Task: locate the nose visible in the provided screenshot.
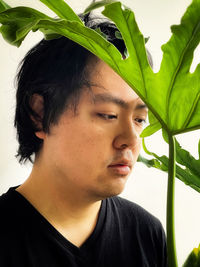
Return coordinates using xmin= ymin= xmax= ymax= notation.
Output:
xmin=113 ymin=121 xmax=140 ymax=150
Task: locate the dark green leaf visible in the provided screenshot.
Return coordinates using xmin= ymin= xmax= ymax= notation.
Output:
xmin=175 ymin=139 xmax=200 ymax=177
xmin=140 ymin=138 xmax=200 ymax=193
xmin=0 ymin=7 xmax=53 ymax=46
xmin=0 ymin=0 xmax=11 ymax=13
xmin=183 ymin=244 xmax=200 ymax=267
xmin=144 ymin=36 xmax=150 ymax=43
xmin=138 ymin=155 xmax=168 ymax=171
xmin=115 ymin=30 xmax=122 ymax=40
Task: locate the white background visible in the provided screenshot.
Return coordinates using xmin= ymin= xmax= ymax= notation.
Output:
xmin=1 ymin=0 xmax=200 ymax=265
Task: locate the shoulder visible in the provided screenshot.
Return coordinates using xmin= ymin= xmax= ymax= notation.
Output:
xmin=106 ymin=197 xmax=167 ymax=265
xmin=107 ymin=196 xmax=166 ymax=253
xmin=107 ymin=196 xmax=164 ymax=232
xmin=0 ymin=187 xmax=24 ymax=227
xmin=0 ymin=188 xmax=14 ymax=213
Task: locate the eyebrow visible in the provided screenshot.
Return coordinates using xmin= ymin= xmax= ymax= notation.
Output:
xmin=91 ymin=93 xmax=148 ymax=110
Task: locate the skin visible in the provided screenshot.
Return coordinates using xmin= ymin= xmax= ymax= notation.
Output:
xmin=16 ymin=59 xmax=148 ymax=247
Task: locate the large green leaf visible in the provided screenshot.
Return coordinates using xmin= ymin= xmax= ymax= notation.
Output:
xmin=102 ymin=0 xmax=200 ymax=136
xmin=156 ymin=0 xmax=200 ymax=135
xmin=1 ymin=1 xmax=200 ymax=137
xmin=88 ymin=0 xmax=200 ymax=137
xmin=0 ymin=0 xmax=200 ymax=194
xmin=0 ymin=5 xmax=123 ymax=66
xmin=0 ymin=6 xmax=118 ymax=65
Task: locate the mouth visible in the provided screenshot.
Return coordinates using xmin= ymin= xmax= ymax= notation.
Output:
xmin=108 ymin=164 xmax=131 ymax=176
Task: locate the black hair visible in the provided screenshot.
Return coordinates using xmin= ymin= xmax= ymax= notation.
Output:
xmin=14 ymin=13 xmax=152 ymax=163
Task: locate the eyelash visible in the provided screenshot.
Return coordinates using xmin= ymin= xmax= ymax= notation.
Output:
xmin=97 ymin=113 xmax=117 ymax=120
xmin=135 ymin=118 xmax=146 ymax=125
xmin=97 ymin=113 xmax=146 ymax=125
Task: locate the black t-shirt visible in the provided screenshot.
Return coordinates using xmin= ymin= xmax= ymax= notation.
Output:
xmin=0 ymin=187 xmax=167 ymax=267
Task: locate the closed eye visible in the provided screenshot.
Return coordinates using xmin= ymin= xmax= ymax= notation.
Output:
xmin=97 ymin=113 xmax=117 ymax=120
xmin=97 ymin=113 xmax=146 ymax=126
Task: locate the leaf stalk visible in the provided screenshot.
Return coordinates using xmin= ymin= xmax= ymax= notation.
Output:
xmin=167 ymin=134 xmax=178 ymax=267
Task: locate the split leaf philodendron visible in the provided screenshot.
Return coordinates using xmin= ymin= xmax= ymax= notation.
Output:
xmin=1 ymin=0 xmax=200 ymax=136
xmin=139 ymin=138 xmax=200 ymax=193
xmin=0 ymin=0 xmax=200 ymax=266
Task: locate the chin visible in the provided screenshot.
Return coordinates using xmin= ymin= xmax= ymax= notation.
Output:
xmin=96 ymin=183 xmax=127 ymax=200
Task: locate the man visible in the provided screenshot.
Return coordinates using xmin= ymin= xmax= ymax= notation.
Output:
xmin=0 ymin=15 xmax=167 ymax=266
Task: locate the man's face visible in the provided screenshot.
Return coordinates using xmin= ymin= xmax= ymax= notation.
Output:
xmin=40 ymin=60 xmax=148 ymax=201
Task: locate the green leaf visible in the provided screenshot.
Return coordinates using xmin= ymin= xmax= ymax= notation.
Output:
xmin=154 ymin=0 xmax=200 ymax=135
xmin=140 ymin=110 xmax=162 ymax=137
xmin=0 ymin=0 xmax=11 ymax=13
xmin=94 ymin=27 xmax=107 ymax=39
xmin=183 ymin=244 xmax=200 ymax=267
xmin=1 ymin=0 xmax=200 ymax=139
xmin=198 ymin=139 xmax=200 ymax=159
xmin=138 ymin=154 xmax=168 ymax=171
xmin=175 ymin=139 xmax=200 ymax=177
xmin=84 ymin=0 xmax=116 ymax=14
xmin=39 ymin=0 xmax=82 ymax=23
xmin=0 ymin=7 xmax=53 ymax=46
xmin=39 ymin=28 xmax=61 ymax=40
xmin=144 ymin=36 xmax=150 ymax=43
xmin=0 ymin=5 xmax=125 ymax=72
xmin=102 ymin=2 xmax=153 ymax=97
xmin=140 ymin=121 xmax=161 ymax=137
xmin=139 ymin=142 xmax=200 ymax=193
xmin=115 ymin=30 xmax=122 ymax=40
xmin=34 ymin=19 xmax=123 ymax=71
xmin=102 ymin=0 xmax=200 ymax=136
xmin=162 ymin=128 xmax=169 ymax=143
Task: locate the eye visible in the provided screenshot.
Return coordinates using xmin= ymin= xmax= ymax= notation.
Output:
xmin=134 ymin=118 xmax=146 ymax=126
xmin=97 ymin=113 xmax=117 ymax=120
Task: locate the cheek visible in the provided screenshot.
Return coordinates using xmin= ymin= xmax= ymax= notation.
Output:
xmin=60 ymin=124 xmax=112 ymax=165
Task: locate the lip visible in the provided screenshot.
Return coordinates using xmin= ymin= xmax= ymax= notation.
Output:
xmin=108 ymin=164 xmax=131 ymax=175
xmin=108 ymin=159 xmax=132 ymax=175
xmin=108 ymin=159 xmax=133 ymax=168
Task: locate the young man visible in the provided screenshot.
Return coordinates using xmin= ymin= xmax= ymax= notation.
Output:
xmin=0 ymin=15 xmax=167 ymax=266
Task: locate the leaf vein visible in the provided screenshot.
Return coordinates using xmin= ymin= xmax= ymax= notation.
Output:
xmin=166 ymin=21 xmax=200 ymax=125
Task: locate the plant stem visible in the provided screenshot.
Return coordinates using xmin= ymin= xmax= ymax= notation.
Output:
xmin=167 ymin=134 xmax=178 ymax=267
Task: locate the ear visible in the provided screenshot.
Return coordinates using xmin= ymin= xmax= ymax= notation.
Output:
xmin=30 ymin=94 xmax=46 ymax=140
xmin=35 ymin=131 xmax=46 ymax=140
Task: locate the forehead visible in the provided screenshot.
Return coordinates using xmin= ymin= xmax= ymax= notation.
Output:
xmin=86 ymin=60 xmax=146 ymax=108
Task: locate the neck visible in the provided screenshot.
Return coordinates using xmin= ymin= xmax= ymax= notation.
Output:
xmin=16 ymin=162 xmax=102 ymax=247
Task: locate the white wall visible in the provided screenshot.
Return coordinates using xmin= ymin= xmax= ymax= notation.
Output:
xmin=1 ymin=0 xmax=200 ymax=265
